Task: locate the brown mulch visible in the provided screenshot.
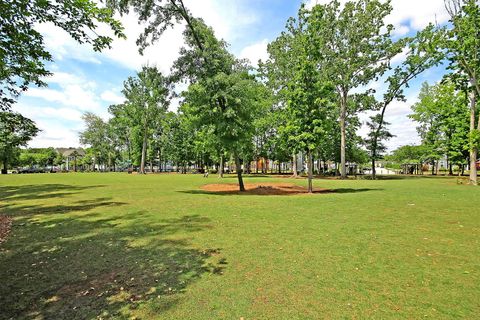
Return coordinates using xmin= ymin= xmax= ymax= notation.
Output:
xmin=0 ymin=215 xmax=13 ymax=244
xmin=200 ymin=183 xmax=331 ymax=196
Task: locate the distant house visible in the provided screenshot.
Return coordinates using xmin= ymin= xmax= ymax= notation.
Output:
xmin=55 ymin=148 xmax=86 ymax=171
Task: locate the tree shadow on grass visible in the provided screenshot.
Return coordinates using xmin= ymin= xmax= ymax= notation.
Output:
xmin=0 ymin=184 xmax=106 ymax=201
xmin=179 ymin=187 xmax=382 ymax=196
xmin=0 ymin=185 xmax=225 ymax=319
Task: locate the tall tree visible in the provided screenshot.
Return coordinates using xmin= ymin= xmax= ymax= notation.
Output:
xmin=368 ymin=25 xmax=445 ymax=179
xmin=444 ymin=0 xmax=480 ymax=184
xmin=410 ymin=81 xmax=470 ymax=175
xmin=364 ymin=114 xmax=394 ymax=178
xmin=121 ymin=66 xmax=170 ymax=174
xmin=1 ymin=0 xmax=124 ymax=110
xmin=79 ymin=112 xmax=109 ymax=171
xmin=268 ymin=7 xmax=336 ymax=192
xmin=0 ymin=111 xmax=39 ymax=174
xmin=308 ymin=0 xmax=398 ymax=179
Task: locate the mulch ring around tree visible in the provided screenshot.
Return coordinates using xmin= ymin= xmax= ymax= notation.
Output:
xmin=200 ymin=183 xmax=332 ymax=196
xmin=0 ymin=216 xmax=13 ymax=244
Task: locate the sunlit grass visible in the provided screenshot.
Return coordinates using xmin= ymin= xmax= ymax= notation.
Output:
xmin=0 ymin=173 xmax=479 ymax=319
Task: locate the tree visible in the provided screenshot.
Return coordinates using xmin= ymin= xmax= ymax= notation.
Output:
xmin=0 ymin=111 xmax=39 ymax=174
xmin=410 ymin=81 xmax=470 ymax=175
xmin=121 ymin=66 xmax=169 ymax=174
xmin=308 ymin=0 xmax=398 ymax=179
xmin=389 ymin=145 xmax=428 ymax=165
xmin=79 ymin=112 xmax=109 ymax=171
xmin=368 ymin=25 xmax=446 ymax=179
xmin=1 ymin=0 xmax=125 ymax=110
xmin=444 ymin=0 xmax=480 ymax=184
xmin=364 ymin=114 xmax=394 ymax=178
xmin=266 ymin=7 xmax=336 ymax=192
xmin=181 ymin=69 xmax=264 ymax=191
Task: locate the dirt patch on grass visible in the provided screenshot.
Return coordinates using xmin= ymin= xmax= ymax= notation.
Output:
xmin=0 ymin=215 xmax=12 ymax=244
xmin=201 ymin=183 xmax=331 ymax=196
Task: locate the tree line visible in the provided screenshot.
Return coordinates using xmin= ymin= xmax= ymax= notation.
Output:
xmin=1 ymin=0 xmax=479 ymax=189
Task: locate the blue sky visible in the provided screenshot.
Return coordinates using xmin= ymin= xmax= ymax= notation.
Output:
xmin=15 ymin=0 xmax=451 ymax=150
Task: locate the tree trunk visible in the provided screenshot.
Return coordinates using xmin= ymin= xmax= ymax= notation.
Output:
xmin=431 ymin=161 xmax=435 ymax=176
xmin=1 ymin=157 xmax=7 ymax=174
xmin=340 ymin=94 xmax=347 ymax=179
xmin=469 ymin=91 xmax=478 ymax=185
xmin=140 ymin=127 xmax=148 ymax=174
xmin=234 ymin=153 xmax=245 ymax=192
xmin=158 ymin=150 xmax=162 ymax=172
xmin=307 ymin=151 xmax=313 ymax=193
xmin=292 ymin=154 xmax=298 ymax=177
xmin=371 ymin=157 xmax=376 ymax=180
xmin=219 ymin=154 xmax=224 ymax=178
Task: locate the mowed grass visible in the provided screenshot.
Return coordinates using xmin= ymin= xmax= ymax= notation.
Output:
xmin=0 ymin=173 xmax=479 ymax=319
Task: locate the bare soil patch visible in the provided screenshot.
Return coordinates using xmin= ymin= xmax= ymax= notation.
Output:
xmin=200 ymin=182 xmax=331 ymax=196
xmin=0 ymin=215 xmax=12 ymax=244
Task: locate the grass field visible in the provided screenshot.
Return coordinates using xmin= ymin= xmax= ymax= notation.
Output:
xmin=0 ymin=173 xmax=479 ymax=319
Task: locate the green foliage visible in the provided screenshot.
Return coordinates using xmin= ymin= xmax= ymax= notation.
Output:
xmin=409 ymin=81 xmax=470 ymax=164
xmin=364 ymin=114 xmax=394 ymax=161
xmin=445 ymin=0 xmax=480 ymax=97
xmin=389 ymin=144 xmax=428 ymax=164
xmin=0 ymin=111 xmax=39 ymax=170
xmin=16 ymin=147 xmax=57 ymax=168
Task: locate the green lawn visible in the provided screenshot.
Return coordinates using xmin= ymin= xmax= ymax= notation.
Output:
xmin=0 ymin=173 xmax=479 ymax=319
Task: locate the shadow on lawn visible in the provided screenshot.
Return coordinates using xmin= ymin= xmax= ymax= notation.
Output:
xmin=0 ymin=184 xmax=225 ymax=319
xmin=0 ymin=184 xmax=106 ymax=201
xmin=179 ymin=187 xmax=382 ymax=196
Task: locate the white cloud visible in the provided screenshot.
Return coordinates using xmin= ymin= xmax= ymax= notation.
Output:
xmin=25 ymin=85 xmax=101 ymax=112
xmin=239 ymin=39 xmax=269 ymax=66
xmin=101 ymin=90 xmax=124 ymax=104
xmin=36 ymin=0 xmax=259 ymax=72
xmin=35 ymin=23 xmax=102 ymax=65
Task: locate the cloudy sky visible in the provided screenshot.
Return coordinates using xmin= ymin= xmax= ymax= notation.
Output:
xmin=15 ymin=0 xmax=450 ymax=150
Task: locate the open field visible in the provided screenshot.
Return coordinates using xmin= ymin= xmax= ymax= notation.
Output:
xmin=1 ymin=173 xmax=479 ymax=319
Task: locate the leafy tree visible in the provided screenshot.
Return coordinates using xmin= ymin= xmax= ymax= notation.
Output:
xmin=369 ymin=25 xmax=446 ymax=179
xmin=308 ymin=0 xmax=398 ymax=179
xmin=444 ymin=0 xmax=480 ymax=184
xmin=121 ymin=66 xmax=169 ymax=174
xmin=0 ymin=111 xmax=39 ymax=173
xmin=1 ymin=0 xmax=125 ymax=110
xmin=410 ymin=81 xmax=470 ymax=175
xmin=79 ymin=112 xmax=109 ymax=171
xmin=364 ymin=114 xmax=394 ymax=178
xmin=389 ymin=145 xmax=428 ymax=164
xmin=181 ymin=69 xmax=264 ymax=190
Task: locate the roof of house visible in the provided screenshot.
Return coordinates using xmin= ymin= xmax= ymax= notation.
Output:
xmin=55 ymin=148 xmax=86 ymax=157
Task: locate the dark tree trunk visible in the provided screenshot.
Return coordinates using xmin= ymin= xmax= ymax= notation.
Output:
xmin=140 ymin=126 xmax=148 ymax=174
xmin=340 ymin=94 xmax=347 ymax=179
xmin=307 ymin=151 xmax=313 ymax=193
xmin=219 ymin=154 xmax=224 ymax=178
xmin=469 ymin=92 xmax=477 ymax=185
xmin=431 ymin=161 xmax=435 ymax=175
xmin=292 ymin=154 xmax=298 ymax=177
xmin=1 ymin=157 xmax=7 ymax=174
xmin=234 ymin=153 xmax=245 ymax=192
xmin=371 ymin=157 xmax=376 ymax=180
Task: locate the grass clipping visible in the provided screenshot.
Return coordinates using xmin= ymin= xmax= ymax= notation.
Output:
xmin=201 ymin=182 xmax=330 ymax=195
